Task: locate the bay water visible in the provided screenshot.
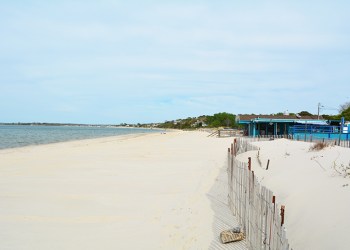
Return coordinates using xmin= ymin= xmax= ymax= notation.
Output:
xmin=0 ymin=125 xmax=160 ymax=150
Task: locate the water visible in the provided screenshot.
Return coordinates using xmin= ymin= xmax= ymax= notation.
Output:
xmin=0 ymin=125 xmax=160 ymax=150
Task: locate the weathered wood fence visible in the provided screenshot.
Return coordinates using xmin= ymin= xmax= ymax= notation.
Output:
xmin=207 ymin=129 xmax=243 ymax=138
xmin=227 ymin=138 xmax=290 ymax=250
xmin=244 ymin=134 xmax=350 ymax=148
xmin=293 ymin=135 xmax=350 ymax=148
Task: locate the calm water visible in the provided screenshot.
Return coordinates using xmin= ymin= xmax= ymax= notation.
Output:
xmin=0 ymin=125 xmax=160 ymax=150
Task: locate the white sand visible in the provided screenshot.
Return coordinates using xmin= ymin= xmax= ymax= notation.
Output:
xmin=236 ymin=139 xmax=350 ymax=250
xmin=0 ymin=131 xmax=246 ymax=250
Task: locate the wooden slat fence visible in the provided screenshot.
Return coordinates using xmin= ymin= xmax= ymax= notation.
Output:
xmin=234 ymin=137 xmax=268 ymax=156
xmin=228 ymin=138 xmax=290 ymax=250
xmin=243 ymin=134 xmax=350 ymax=148
xmin=293 ymin=135 xmax=350 ymax=148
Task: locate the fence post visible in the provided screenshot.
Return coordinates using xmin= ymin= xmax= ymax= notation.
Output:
xmin=269 ymin=195 xmax=276 ymax=246
xmin=281 ymin=205 xmax=285 ymax=226
xmin=234 ymin=138 xmax=237 ymax=156
xmin=248 ymin=157 xmax=251 ymax=171
xmin=266 ymin=159 xmax=270 ymax=170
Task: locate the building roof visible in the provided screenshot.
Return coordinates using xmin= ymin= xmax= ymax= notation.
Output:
xmin=237 ymin=114 xmax=326 ymax=124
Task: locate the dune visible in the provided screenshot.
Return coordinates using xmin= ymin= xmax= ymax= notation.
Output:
xmin=236 ymin=138 xmax=350 ymax=250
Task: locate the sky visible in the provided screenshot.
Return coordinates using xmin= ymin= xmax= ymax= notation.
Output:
xmin=0 ymin=0 xmax=349 ymax=124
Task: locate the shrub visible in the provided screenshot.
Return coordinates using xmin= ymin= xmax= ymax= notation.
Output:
xmin=310 ymin=141 xmax=329 ymax=151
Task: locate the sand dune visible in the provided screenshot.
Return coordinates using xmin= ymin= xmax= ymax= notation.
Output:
xmin=236 ymin=139 xmax=350 ymax=250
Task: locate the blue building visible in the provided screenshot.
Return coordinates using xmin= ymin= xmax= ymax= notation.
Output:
xmin=236 ymin=114 xmax=350 ymax=140
xmin=236 ymin=114 xmax=325 ymax=137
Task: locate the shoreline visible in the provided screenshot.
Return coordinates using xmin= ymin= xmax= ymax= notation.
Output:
xmin=0 ymin=133 xmax=152 ymax=153
xmin=0 ymin=127 xmax=168 ymax=152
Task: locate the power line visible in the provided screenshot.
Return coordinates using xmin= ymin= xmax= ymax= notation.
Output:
xmin=318 ymin=103 xmax=338 ymax=111
xmin=321 ymin=106 xmax=338 ymax=111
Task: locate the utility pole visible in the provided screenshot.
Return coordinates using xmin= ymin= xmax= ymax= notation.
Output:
xmin=317 ymin=103 xmax=324 ymax=120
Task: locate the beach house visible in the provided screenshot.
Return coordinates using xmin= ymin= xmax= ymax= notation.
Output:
xmin=236 ymin=114 xmax=326 ymax=137
xmin=237 ymin=114 xmax=350 ymax=140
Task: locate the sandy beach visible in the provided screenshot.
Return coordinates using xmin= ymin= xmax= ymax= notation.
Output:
xmin=236 ymin=139 xmax=350 ymax=250
xmin=0 ymin=131 xmax=246 ymax=250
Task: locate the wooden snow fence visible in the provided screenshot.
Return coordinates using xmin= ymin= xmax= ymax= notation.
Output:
xmin=227 ymin=138 xmax=290 ymax=250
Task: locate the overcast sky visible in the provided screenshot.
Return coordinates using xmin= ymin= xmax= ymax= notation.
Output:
xmin=1 ymin=1 xmax=349 ymax=124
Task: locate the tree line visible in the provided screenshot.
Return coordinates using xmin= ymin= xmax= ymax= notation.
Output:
xmin=157 ymin=102 xmax=350 ymax=129
xmin=157 ymin=112 xmax=240 ymax=129
xmin=323 ymin=102 xmax=350 ymax=121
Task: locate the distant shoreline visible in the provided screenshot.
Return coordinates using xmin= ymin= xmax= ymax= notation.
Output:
xmin=0 ymin=125 xmax=163 ymax=150
xmin=0 ymin=122 xmax=141 ymax=128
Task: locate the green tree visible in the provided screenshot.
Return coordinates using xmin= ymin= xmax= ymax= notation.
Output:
xmin=298 ymin=111 xmax=313 ymax=116
xmin=206 ymin=112 xmax=236 ymax=128
xmin=340 ymin=105 xmax=350 ymax=121
xmin=339 ymin=102 xmax=350 ymax=113
xmin=321 ymin=102 xmax=350 ymax=121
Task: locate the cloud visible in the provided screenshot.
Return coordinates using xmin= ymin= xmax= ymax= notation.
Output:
xmin=0 ymin=1 xmax=349 ymax=123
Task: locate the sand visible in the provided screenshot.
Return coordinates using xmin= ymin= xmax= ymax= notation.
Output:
xmin=236 ymin=139 xmax=350 ymax=250
xmin=0 ymin=131 xmax=246 ymax=250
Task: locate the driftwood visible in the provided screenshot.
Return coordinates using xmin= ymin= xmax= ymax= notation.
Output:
xmin=220 ymin=228 xmax=245 ymax=244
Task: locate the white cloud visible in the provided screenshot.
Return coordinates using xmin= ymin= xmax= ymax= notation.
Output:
xmin=0 ymin=1 xmax=349 ymax=123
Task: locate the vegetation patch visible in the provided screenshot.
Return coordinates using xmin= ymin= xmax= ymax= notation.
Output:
xmin=309 ymin=141 xmax=329 ymax=151
xmin=157 ymin=112 xmax=241 ymax=129
xmin=333 ymin=162 xmax=350 ymax=178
